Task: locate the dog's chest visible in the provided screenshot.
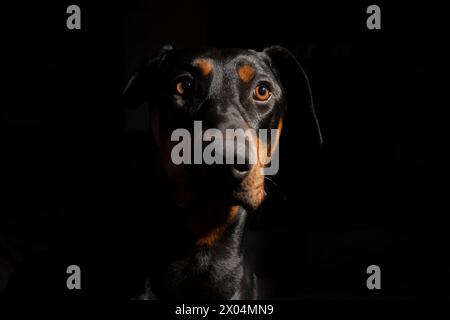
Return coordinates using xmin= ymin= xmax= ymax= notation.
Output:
xmin=159 ymin=246 xmax=244 ymax=299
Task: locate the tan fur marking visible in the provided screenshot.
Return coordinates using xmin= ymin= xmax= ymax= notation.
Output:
xmin=238 ymin=65 xmax=256 ymax=83
xmin=188 ymin=206 xmax=240 ymax=246
xmin=271 ymin=117 xmax=283 ymax=156
xmin=193 ymin=59 xmax=213 ymax=76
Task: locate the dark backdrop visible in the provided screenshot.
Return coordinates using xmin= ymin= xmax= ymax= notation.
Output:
xmin=1 ymin=0 xmax=449 ymax=299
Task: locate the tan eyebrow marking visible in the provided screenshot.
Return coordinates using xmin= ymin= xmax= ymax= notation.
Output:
xmin=193 ymin=59 xmax=213 ymax=76
xmin=238 ymin=65 xmax=256 ymax=83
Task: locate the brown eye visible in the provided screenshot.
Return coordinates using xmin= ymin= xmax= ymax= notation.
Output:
xmin=175 ymin=78 xmax=193 ymax=96
xmin=254 ymin=83 xmax=271 ymax=101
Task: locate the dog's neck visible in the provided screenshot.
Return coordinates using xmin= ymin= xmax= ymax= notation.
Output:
xmin=142 ymin=205 xmax=256 ymax=299
xmin=185 ymin=205 xmax=241 ymax=246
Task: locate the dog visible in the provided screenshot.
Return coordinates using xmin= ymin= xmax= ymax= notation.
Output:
xmin=122 ymin=45 xmax=321 ymax=299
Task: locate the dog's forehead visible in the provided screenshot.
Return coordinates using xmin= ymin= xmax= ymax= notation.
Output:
xmin=166 ymin=48 xmax=271 ymax=75
xmin=199 ymin=49 xmax=268 ymax=71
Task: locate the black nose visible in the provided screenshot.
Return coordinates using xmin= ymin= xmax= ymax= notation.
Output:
xmin=229 ymin=155 xmax=252 ymax=181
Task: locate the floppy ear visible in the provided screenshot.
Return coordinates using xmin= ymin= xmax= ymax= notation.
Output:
xmin=122 ymin=45 xmax=173 ymax=109
xmin=264 ymin=46 xmax=323 ymax=147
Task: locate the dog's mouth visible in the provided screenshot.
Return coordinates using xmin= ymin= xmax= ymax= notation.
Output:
xmin=230 ymin=166 xmax=265 ymax=211
xmin=169 ymin=163 xmax=265 ymax=212
xmin=157 ymin=134 xmax=267 ymax=212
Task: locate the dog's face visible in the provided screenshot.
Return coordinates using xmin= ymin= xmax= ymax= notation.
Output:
xmin=124 ymin=46 xmax=321 ymax=213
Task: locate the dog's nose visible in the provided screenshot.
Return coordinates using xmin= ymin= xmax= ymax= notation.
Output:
xmin=229 ymin=155 xmax=252 ymax=181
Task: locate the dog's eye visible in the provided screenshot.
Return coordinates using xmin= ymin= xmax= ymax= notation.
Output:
xmin=254 ymin=83 xmax=271 ymax=101
xmin=174 ymin=77 xmax=193 ymax=96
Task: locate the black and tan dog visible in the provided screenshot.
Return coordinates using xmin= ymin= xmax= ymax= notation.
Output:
xmin=123 ymin=46 xmax=321 ymax=299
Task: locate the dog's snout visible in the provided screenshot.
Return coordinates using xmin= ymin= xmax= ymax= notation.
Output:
xmin=229 ymin=154 xmax=252 ymax=181
xmin=211 ymin=148 xmax=253 ymax=181
xmin=230 ymin=163 xmax=252 ymax=180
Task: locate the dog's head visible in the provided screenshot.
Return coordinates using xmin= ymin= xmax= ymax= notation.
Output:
xmin=123 ymin=46 xmax=321 ymax=213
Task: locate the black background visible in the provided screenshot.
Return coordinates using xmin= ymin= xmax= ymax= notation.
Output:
xmin=1 ymin=0 xmax=450 ymax=300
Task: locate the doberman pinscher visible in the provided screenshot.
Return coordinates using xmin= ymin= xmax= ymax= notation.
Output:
xmin=122 ymin=46 xmax=321 ymax=299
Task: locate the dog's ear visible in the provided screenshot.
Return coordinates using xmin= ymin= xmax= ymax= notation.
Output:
xmin=122 ymin=45 xmax=173 ymax=109
xmin=264 ymin=46 xmax=322 ymax=147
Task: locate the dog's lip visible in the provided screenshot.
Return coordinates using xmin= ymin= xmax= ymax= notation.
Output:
xmin=175 ymin=189 xmax=245 ymax=209
xmin=173 ymin=176 xmax=257 ymax=209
